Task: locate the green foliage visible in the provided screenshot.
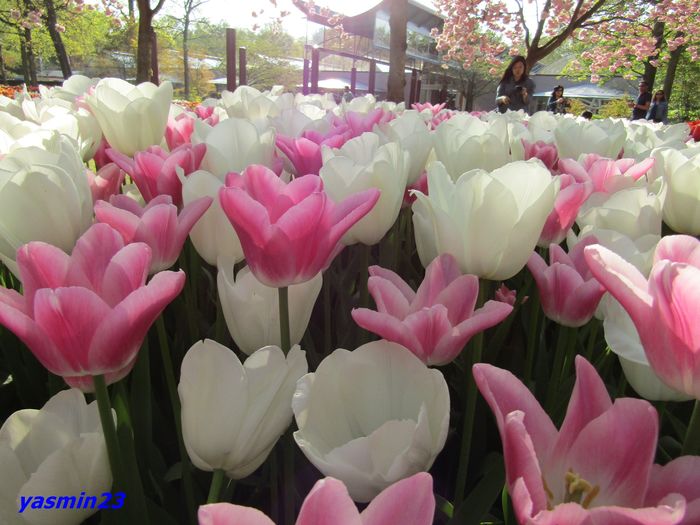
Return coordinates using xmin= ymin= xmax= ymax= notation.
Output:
xmin=598 ymin=98 xmax=633 ymax=118
xmin=567 ymin=98 xmax=587 ymax=116
xmin=669 ymin=53 xmax=700 ymax=122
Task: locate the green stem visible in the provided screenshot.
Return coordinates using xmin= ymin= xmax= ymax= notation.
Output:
xmin=524 ymin=290 xmax=540 ymax=386
xmin=682 ymin=400 xmax=700 ymax=456
xmin=558 ymin=326 xmax=577 ymax=384
xmin=283 ymin=432 xmax=295 ymax=525
xmin=453 ymin=282 xmax=487 ymax=507
xmin=207 ymin=469 xmax=226 ymax=504
xmin=323 ymin=274 xmax=332 ymax=353
xmin=270 ymin=449 xmax=279 ymax=523
xmin=93 ymin=375 xmax=122 ymax=489
xmin=278 ymin=286 xmax=291 ymax=354
xmin=156 ymin=316 xmax=197 ymax=525
xmin=546 ymin=324 xmax=571 ymax=412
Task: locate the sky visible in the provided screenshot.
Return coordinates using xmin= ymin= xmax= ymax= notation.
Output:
xmin=173 ymin=0 xmax=437 ymax=38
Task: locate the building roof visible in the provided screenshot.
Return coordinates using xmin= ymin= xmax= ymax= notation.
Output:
xmin=533 ymin=83 xmax=628 ymax=100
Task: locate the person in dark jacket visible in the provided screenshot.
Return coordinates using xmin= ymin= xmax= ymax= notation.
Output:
xmin=496 ymin=55 xmax=535 ymax=114
xmin=628 ymin=81 xmax=652 ymax=120
xmin=547 ymin=85 xmax=570 ymax=114
xmin=646 ymin=90 xmax=668 ymax=124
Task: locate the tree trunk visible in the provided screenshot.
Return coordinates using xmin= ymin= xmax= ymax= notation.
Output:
xmin=43 ymin=0 xmax=72 ymax=78
xmin=0 ymin=45 xmax=6 ymax=83
xmin=183 ymin=15 xmax=190 ymax=99
xmin=387 ymin=0 xmax=407 ymax=102
xmin=663 ymin=43 xmax=684 ymax=101
xmin=136 ymin=0 xmax=154 ymax=83
xmin=20 ymin=28 xmax=38 ymax=85
xmin=642 ymin=20 xmax=665 ymax=88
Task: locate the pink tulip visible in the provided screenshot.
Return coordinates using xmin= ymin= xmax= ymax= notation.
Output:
xmin=197 ymin=473 xmax=434 ymax=525
xmin=107 ymin=143 xmax=206 ymax=207
xmin=219 ymin=165 xmax=379 ymax=287
xmin=86 ymin=162 xmax=124 ymax=204
xmin=411 ymin=101 xmax=445 ymax=115
xmin=538 ymin=174 xmax=592 ymax=246
xmin=522 ymin=138 xmax=559 ymax=171
xmin=585 ymin=235 xmax=700 ymax=399
xmin=494 ymin=283 xmax=517 ymax=306
xmin=352 ymin=254 xmax=512 ymax=365
xmin=558 ymin=154 xmax=654 ymax=195
xmin=276 ymin=133 xmax=346 ymax=177
xmin=473 ymin=355 xmax=698 ymax=525
xmin=0 ymin=223 xmax=185 ymax=392
xmin=527 ymin=238 xmax=605 ymax=327
xmin=344 ymin=108 xmax=394 ymax=137
xmin=92 ymin=136 xmax=112 ymax=170
xmin=402 ymin=170 xmax=428 ymax=207
xmin=95 ymin=194 xmax=212 ymax=273
xmin=165 ymin=113 xmax=196 ymax=150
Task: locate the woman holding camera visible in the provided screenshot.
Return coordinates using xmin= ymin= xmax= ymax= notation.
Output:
xmin=496 ymin=55 xmax=535 ymax=114
xmin=547 ymin=85 xmax=570 ymax=114
xmin=646 ymin=90 xmax=668 ymax=124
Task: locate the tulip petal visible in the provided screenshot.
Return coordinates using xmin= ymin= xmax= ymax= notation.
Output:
xmin=198 ymin=503 xmax=275 ymax=525
xmin=361 ymin=472 xmax=434 ymax=525
xmin=367 ymin=265 xmax=415 ymax=303
xmin=296 ymin=477 xmax=361 ymax=525
xmin=366 ymin=275 xmax=411 ymax=319
xmin=647 ymin=456 xmax=700 ymax=524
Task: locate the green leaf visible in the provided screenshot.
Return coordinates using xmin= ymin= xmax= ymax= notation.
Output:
xmin=448 ymin=453 xmax=505 ymax=525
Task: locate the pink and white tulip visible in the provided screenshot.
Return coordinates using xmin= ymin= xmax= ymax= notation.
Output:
xmin=95 ymin=194 xmax=212 ymax=273
xmin=585 ymin=234 xmax=700 ymax=399
xmin=198 ymin=473 xmax=435 ymax=525
xmin=474 ymin=356 xmax=700 ymax=525
xmin=107 ymin=143 xmax=206 ymax=207
xmin=527 ymin=239 xmax=605 ymax=327
xmin=558 ymin=153 xmax=654 ymax=195
xmin=86 ymin=162 xmax=124 ymax=204
xmin=522 ymin=138 xmax=558 ymax=172
xmin=352 ymin=254 xmax=512 ymax=365
xmin=219 ymin=165 xmax=379 ymax=287
xmin=0 ymin=223 xmax=185 ymax=391
xmin=538 ymin=174 xmax=592 ymax=247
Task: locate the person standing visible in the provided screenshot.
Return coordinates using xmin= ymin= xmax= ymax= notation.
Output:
xmin=547 ymin=85 xmax=570 ymax=114
xmin=342 ymin=85 xmax=354 ymax=103
xmin=646 ymin=90 xmax=668 ymax=124
xmin=495 ymin=55 xmax=535 ymax=114
xmin=628 ymin=81 xmax=652 ymax=120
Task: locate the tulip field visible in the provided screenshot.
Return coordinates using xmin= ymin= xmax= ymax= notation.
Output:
xmin=2 ymin=77 xmax=700 ymax=525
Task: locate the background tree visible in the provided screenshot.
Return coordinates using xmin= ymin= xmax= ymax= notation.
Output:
xmin=387 ymin=0 xmax=407 ymax=102
xmin=136 ymin=0 xmax=165 ymax=82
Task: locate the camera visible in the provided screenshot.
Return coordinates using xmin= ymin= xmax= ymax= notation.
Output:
xmin=515 ymin=85 xmax=525 ymax=92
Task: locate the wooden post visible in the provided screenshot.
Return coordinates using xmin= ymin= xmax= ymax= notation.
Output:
xmin=310 ymin=47 xmax=320 ymax=94
xmin=239 ymin=47 xmax=247 ymax=86
xmin=149 ymin=30 xmax=159 ymax=85
xmin=416 ymin=73 xmax=422 ymax=104
xmin=409 ymin=69 xmax=417 ymax=105
xmin=226 ymin=28 xmax=237 ymax=92
xmin=350 ymin=66 xmax=357 ymax=93
xmin=368 ymin=60 xmax=376 ymax=95
xmin=302 ymin=58 xmax=309 ymax=95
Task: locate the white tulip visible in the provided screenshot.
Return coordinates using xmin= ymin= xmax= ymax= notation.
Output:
xmin=0 ymin=389 xmax=111 ymax=525
xmin=220 ymin=86 xmax=280 ymax=132
xmin=195 ymin=117 xmax=276 ymax=179
xmin=85 ymin=78 xmax=172 ymax=156
xmin=217 ymin=264 xmax=322 ymax=355
xmin=433 ymin=113 xmax=510 ymax=179
xmin=576 ymin=186 xmax=663 ymax=240
xmin=321 ymin=132 xmax=408 ymax=245
xmin=651 ymin=147 xmax=700 ymax=234
xmin=179 ymin=340 xmax=307 ymax=479
xmin=412 ymin=160 xmax=558 ymax=280
xmin=180 ymin=169 xmax=244 ymax=265
xmin=375 ymin=110 xmax=433 ymax=185
xmin=554 ymin=118 xmax=626 ymax=160
xmin=0 ymin=132 xmax=93 ymax=276
xmin=293 ymin=340 xmax=449 ymax=503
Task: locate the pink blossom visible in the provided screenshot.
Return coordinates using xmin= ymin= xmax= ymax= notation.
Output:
xmin=219 ymin=165 xmax=379 ymax=287
xmin=198 ymin=473 xmax=434 ymax=525
xmin=474 ymin=355 xmax=699 ymax=525
xmin=86 ymin=162 xmax=124 ymax=204
xmin=585 ymin=235 xmax=700 ymax=399
xmin=538 ymin=174 xmax=593 ymax=246
xmin=527 ymin=239 xmax=605 ymax=327
xmin=352 ymin=254 xmax=512 ymax=365
xmin=107 ymin=143 xmax=206 ymax=207
xmin=95 ymin=194 xmax=211 ymax=273
xmin=495 ymin=283 xmax=517 ymax=306
xmin=522 ymin=139 xmax=559 ymax=172
xmin=0 ymin=224 xmax=185 ymax=392
xmin=558 ymin=154 xmax=654 ymax=195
